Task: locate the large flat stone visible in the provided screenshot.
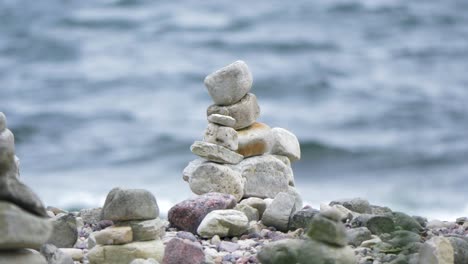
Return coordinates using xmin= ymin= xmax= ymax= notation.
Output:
xmin=204 ymin=60 xmax=252 ymax=106
xmin=197 ymin=209 xmax=249 ymax=238
xmin=94 ymin=226 xmax=133 ymax=245
xmin=101 ymin=188 xmax=159 ymax=221
xmin=0 ymin=249 xmax=47 ymax=264
xmin=236 ymin=122 xmax=272 ymax=157
xmin=0 ymin=201 xmax=52 ymax=250
xmin=203 ymin=123 xmax=238 ymax=151
xmin=190 ymin=141 xmax=243 ymax=164
xmin=87 ymin=240 xmax=165 ymax=264
xmin=116 ymin=218 xmax=166 ymax=241
xmin=207 ymin=93 xmax=260 ymax=130
xmin=207 ymin=114 xmax=236 ymax=127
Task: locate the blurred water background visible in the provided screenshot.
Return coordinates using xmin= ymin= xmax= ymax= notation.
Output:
xmin=1 ymin=0 xmax=467 ymax=220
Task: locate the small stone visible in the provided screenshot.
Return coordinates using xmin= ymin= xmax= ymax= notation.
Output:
xmin=101 ymin=188 xmax=159 ymax=221
xmin=47 ymin=213 xmax=78 ymax=248
xmin=262 ymin=192 xmax=296 ymax=232
xmin=0 ymin=249 xmax=48 ymax=264
xmin=79 ymin=208 xmax=102 ymax=226
xmin=87 ymin=240 xmax=165 ymax=264
xmin=40 ymin=244 xmax=74 ymax=264
xmin=330 ymin=198 xmax=372 ymax=214
xmin=239 ymin=197 xmax=267 ymax=218
xmin=419 ymin=236 xmax=454 ymax=264
xmin=234 ymin=204 xmax=259 ymax=222
xmin=188 ymin=161 xmax=244 ymax=201
xmin=116 ymin=218 xmax=166 ymax=241
xmin=204 ymin=123 xmax=238 ymax=151
xmin=288 ymin=207 xmax=320 ymax=231
xmin=204 ymin=60 xmax=252 ymax=106
xmin=270 ymin=128 xmax=301 ymax=162
xmin=197 ymin=209 xmax=249 ymax=238
xmin=219 ymin=241 xmax=240 ymax=252
xmin=211 ymin=235 xmax=221 ymax=246
xmin=59 ymin=248 xmax=83 ymax=261
xmin=176 ymin=231 xmax=197 ymax=242
xmin=236 ymin=122 xmax=272 ymax=157
xmin=207 ymin=93 xmax=260 ymax=130
xmin=191 ymin=141 xmax=243 ymax=164
xmin=347 ymin=227 xmax=372 ymax=247
xmin=163 ymin=237 xmax=204 ymax=264
xmin=168 ymin=193 xmax=237 ymax=233
xmin=94 ymin=226 xmax=133 ymax=245
xmin=307 ymin=214 xmax=348 ymax=247
xmin=208 ymin=114 xmax=236 ymax=127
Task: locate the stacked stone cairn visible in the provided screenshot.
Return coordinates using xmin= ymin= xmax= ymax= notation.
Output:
xmin=87 ymin=187 xmax=166 ymax=264
xmin=0 ymin=112 xmax=52 ymax=264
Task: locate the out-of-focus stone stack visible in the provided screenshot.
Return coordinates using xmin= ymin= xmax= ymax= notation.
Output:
xmin=183 ymin=61 xmax=302 ymax=232
xmin=87 ymin=188 xmax=166 ymax=264
xmin=0 ymin=112 xmax=52 ymax=264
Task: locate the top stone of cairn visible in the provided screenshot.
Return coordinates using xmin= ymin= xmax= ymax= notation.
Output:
xmin=204 ymin=60 xmax=253 ymax=106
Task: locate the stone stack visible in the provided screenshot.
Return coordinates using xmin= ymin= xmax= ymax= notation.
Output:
xmin=87 ymin=188 xmax=166 ymax=264
xmin=0 ymin=112 xmax=52 ymax=264
xmin=182 ymin=60 xmax=302 ymax=232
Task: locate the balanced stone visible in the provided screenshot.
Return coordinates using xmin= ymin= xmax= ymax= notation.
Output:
xmin=307 ymin=214 xmax=348 ymax=247
xmin=0 ymin=249 xmax=48 ymax=264
xmin=101 ymin=188 xmax=159 ymax=221
xmin=203 ymin=123 xmax=238 ymax=151
xmin=0 ymin=201 xmax=52 ymax=250
xmin=197 ymin=209 xmax=249 ymax=238
xmin=188 ymin=161 xmax=244 ymax=201
xmin=207 ymin=93 xmax=260 ymax=130
xmin=235 ymin=155 xmax=290 ymax=198
xmin=204 ymin=60 xmax=253 ymax=106
xmin=87 ymin=240 xmax=165 ymax=264
xmin=270 ymin=127 xmax=301 ymax=162
xmin=262 ymin=192 xmax=296 ymax=232
xmin=190 ymin=141 xmax=243 ymax=164
xmin=47 ymin=213 xmax=78 ymax=248
xmin=236 ymin=122 xmax=272 ymax=157
xmin=116 ymin=218 xmax=166 ymax=241
xmin=94 ymin=226 xmax=133 ymax=245
xmin=208 ymin=114 xmax=236 ymax=127
xmin=0 ymin=175 xmax=48 ymax=217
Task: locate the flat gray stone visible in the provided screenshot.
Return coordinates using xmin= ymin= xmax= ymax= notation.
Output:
xmin=270 ymin=127 xmax=301 ymax=162
xmin=0 ymin=201 xmax=52 ymax=250
xmin=0 ymin=249 xmax=48 ymax=264
xmin=197 ymin=209 xmax=249 ymax=238
xmin=330 ymin=198 xmax=372 ymax=214
xmin=94 ymin=226 xmax=133 ymax=245
xmin=190 ymin=141 xmax=243 ymax=164
xmin=204 ymin=60 xmax=253 ymax=106
xmin=262 ymin=192 xmax=296 ymax=232
xmin=47 ymin=213 xmax=78 ymax=248
xmin=207 ymin=93 xmax=260 ymax=130
xmin=236 ymin=122 xmax=272 ymax=157
xmin=0 ymin=175 xmax=48 ymax=217
xmin=116 ymin=218 xmax=166 ymax=241
xmin=101 ymin=188 xmax=159 ymax=221
xmin=188 ymin=161 xmax=244 ymax=201
xmin=208 ymin=114 xmax=236 ymax=127
xmin=203 ymin=123 xmax=238 ymax=151
xmin=307 ymin=214 xmax=348 ymax=247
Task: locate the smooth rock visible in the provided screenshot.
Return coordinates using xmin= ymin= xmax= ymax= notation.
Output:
xmin=101 ymin=188 xmax=159 ymax=221
xmin=347 ymin=227 xmax=372 ymax=247
xmin=79 ymin=208 xmax=102 ymax=226
xmin=390 ymin=212 xmax=424 ymax=233
xmin=0 ymin=201 xmax=52 ymax=250
xmin=94 ymin=226 xmax=133 ymax=245
xmin=197 ymin=209 xmax=249 ymax=238
xmin=163 ymin=237 xmax=204 ymax=264
xmin=0 ymin=249 xmax=47 ymax=264
xmin=351 ymin=214 xmax=395 ymax=235
xmin=190 ymin=141 xmax=243 ymax=164
xmin=288 ymin=207 xmax=320 ymax=231
xmin=182 ymin=159 xmax=204 ymax=182
xmin=176 ymin=231 xmax=197 ymax=242
xmin=270 ymin=127 xmax=301 ymax=162
xmin=261 ymin=192 xmax=296 ymax=232
xmin=168 ymin=193 xmax=237 ymax=233
xmin=207 ymin=93 xmax=260 ymax=130
xmin=203 ymin=123 xmax=238 ymax=151
xmin=239 ymin=197 xmax=267 ymax=217
xmin=330 ymin=198 xmax=372 ymax=214
xmin=307 ymin=214 xmax=348 ymax=247
xmin=236 ymin=122 xmax=272 ymax=157
xmin=234 ymin=204 xmax=259 ymax=222
xmin=47 ymin=213 xmax=78 ymax=248
xmin=0 ymin=123 xmax=15 ymax=172
xmin=329 ymin=204 xmax=356 ymax=222
xmin=116 ymin=218 xmax=166 ymax=241
xmin=208 ymin=114 xmax=236 ymax=127
xmin=321 ymin=207 xmax=343 ymax=222
xmin=188 ymin=161 xmax=244 ymax=201
xmin=419 ymin=236 xmax=454 ymax=264
xmin=447 ymin=237 xmax=468 ymax=264
xmin=59 ymin=248 xmax=83 ymax=261
xmin=87 ymin=240 xmax=165 ymax=264
xmin=204 ymin=60 xmax=252 ymax=106
xmin=40 ymin=244 xmax=74 ymax=264
xmin=235 ymin=155 xmax=290 ymax=199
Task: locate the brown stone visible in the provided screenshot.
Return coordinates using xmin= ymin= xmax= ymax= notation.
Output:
xmin=236 ymin=122 xmax=272 ymax=157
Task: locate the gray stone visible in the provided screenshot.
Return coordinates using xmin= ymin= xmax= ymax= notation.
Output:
xmin=101 ymin=188 xmax=159 ymax=221
xmin=188 ymin=161 xmax=244 ymax=201
xmin=208 ymin=114 xmax=236 ymax=127
xmin=130 ymin=258 xmax=159 ymax=264
xmin=0 ymin=201 xmax=53 ymax=250
xmin=288 ymin=207 xmax=320 ymax=231
xmin=347 ymin=227 xmax=372 ymax=247
xmin=234 ymin=204 xmax=259 ymax=222
xmin=261 ymin=192 xmax=296 ymax=232
xmin=413 ymin=216 xmax=428 ymax=228
xmin=0 ymin=249 xmax=47 ymax=264
xmin=47 ymin=213 xmax=78 ymax=248
xmin=79 ymin=208 xmax=102 ymax=226
xmin=88 ymin=233 xmax=97 ymax=249
xmin=236 ymin=122 xmax=272 ymax=158
xmin=456 ymin=217 xmax=468 ymax=225
xmin=448 ymin=237 xmax=468 ymax=264
xmin=116 ymin=218 xmax=166 ymax=241
xmin=351 ymin=214 xmax=395 ymax=235
xmin=235 ymin=155 xmax=290 ymax=199
xmin=239 ymin=197 xmax=267 ymax=217
xmin=218 ymin=241 xmax=240 ymax=252
xmin=203 ymin=123 xmax=238 ymax=151
xmin=0 ymin=175 xmax=48 ymax=217
xmin=321 ymin=207 xmax=343 ymax=222
xmin=384 ymin=230 xmax=421 ymax=249
xmin=197 ymin=209 xmax=249 ymax=238
xmin=190 ymin=141 xmax=243 ymax=164
xmin=0 ymin=112 xmax=5 ymax=131
xmin=204 ymin=60 xmax=252 ymax=106
xmin=370 ymin=204 xmax=393 ymax=215
xmin=58 ymin=248 xmax=84 ymax=261
xmin=182 ymin=159 xmax=204 ymax=182
xmin=40 ymin=244 xmax=74 ymax=264
xmin=270 ymin=127 xmax=301 ymax=162
xmin=418 ymin=236 xmax=454 ymax=264
xmin=330 ymin=198 xmax=372 ymax=214
xmin=307 ymin=214 xmax=348 ymax=247
xmin=94 ymin=226 xmax=133 ymax=245
xmin=390 ymin=212 xmax=424 ymax=233
xmin=87 ymin=240 xmax=165 ymax=264
xmin=0 ymin=121 xmax=15 ymax=172
xmin=207 ymin=93 xmax=260 ymax=130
